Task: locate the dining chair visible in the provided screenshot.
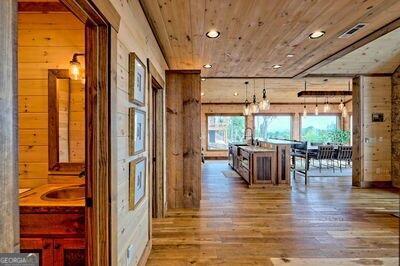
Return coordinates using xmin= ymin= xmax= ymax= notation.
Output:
xmin=309 ymin=145 xmax=335 ymax=172
xmin=335 ymin=146 xmax=352 ymax=172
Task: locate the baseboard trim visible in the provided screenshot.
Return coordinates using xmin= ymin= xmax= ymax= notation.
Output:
xmin=204 ymin=156 xmax=228 ymax=160
xmin=358 ymin=181 xmax=393 ymax=188
xmin=138 ymin=239 xmax=152 ymax=266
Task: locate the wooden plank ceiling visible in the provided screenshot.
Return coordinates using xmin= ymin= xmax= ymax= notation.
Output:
xmin=140 ymin=0 xmax=400 ymax=77
xmin=201 ymin=77 xmax=352 ymax=104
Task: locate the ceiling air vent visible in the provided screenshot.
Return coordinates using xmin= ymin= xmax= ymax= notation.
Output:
xmin=338 ymin=23 xmax=367 ymax=38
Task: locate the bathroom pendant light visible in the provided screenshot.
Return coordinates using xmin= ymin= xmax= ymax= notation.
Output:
xmin=69 ymin=53 xmax=84 ymax=80
xmin=243 ymin=81 xmax=250 ymax=116
xmin=259 ymin=79 xmax=270 ymax=111
xmin=250 ymin=80 xmax=259 ymax=113
xmin=314 ymin=98 xmax=319 ymax=115
xmin=323 ymin=98 xmax=330 ymax=112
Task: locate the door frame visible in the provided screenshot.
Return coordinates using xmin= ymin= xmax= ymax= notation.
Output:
xmin=46 ymin=0 xmax=119 ymax=265
xmin=148 ymin=60 xmax=166 ymax=222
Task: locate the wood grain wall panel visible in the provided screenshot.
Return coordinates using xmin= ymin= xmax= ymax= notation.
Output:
xmin=352 ymin=76 xmax=392 ymax=186
xmin=392 ymin=66 xmax=400 ymax=188
xmin=18 ymin=12 xmax=84 ymax=188
xmin=0 ymin=0 xmax=19 ymax=253
xmin=108 ymin=0 xmax=168 ymax=264
xmin=166 ymin=71 xmax=201 ymax=209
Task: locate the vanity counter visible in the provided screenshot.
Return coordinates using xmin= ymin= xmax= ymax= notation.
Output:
xmin=19 ymin=183 xmax=85 ymax=208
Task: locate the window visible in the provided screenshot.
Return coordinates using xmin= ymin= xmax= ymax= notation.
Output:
xmin=254 ymin=115 xmax=292 ymax=140
xmin=207 ymin=115 xmax=245 ymax=150
xmin=301 ymin=115 xmax=349 ymax=144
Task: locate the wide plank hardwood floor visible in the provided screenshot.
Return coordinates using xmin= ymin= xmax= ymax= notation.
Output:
xmin=147 ymin=161 xmax=399 ymax=265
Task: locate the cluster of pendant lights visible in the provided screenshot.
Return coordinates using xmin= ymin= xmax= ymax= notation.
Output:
xmin=243 ymin=80 xmax=270 ymax=116
xmin=302 ymin=81 xmax=349 ymax=118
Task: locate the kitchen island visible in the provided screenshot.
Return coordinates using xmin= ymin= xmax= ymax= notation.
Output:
xmin=229 ymin=139 xmax=299 ymax=187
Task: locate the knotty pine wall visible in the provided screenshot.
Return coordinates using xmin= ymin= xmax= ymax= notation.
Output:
xmin=201 ymin=103 xmax=346 ymax=158
xmin=18 ymin=12 xmax=84 ymax=188
xmin=109 ymin=0 xmax=168 ymax=265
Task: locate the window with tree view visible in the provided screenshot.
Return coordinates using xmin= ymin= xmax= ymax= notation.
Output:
xmin=207 ymin=115 xmax=245 ymax=150
xmin=254 ymin=115 xmax=292 ymax=140
xmin=301 ymin=115 xmax=350 ymax=144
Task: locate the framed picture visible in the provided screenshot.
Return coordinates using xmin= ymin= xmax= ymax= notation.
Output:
xmin=128 ymin=52 xmax=146 ymax=106
xmin=129 ymin=157 xmax=146 ymax=210
xmin=129 ymin=108 xmax=146 ymax=155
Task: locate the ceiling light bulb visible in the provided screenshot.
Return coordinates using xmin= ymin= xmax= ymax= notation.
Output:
xmin=201 ymin=92 xmax=205 ymax=96
xmin=201 ymin=78 xmax=206 ymax=81
xmin=203 ymin=64 xmax=212 ymax=69
xmin=272 ymin=64 xmax=282 ymax=69
xmin=69 ymin=60 xmax=81 ymax=80
xmin=286 ymin=54 xmax=294 ymax=58
xmin=206 ymin=30 xmax=220 ymax=38
xmin=233 ymin=92 xmax=238 ymax=96
xmin=315 ymin=104 xmax=319 ymax=115
xmin=309 ymin=31 xmax=325 ymax=39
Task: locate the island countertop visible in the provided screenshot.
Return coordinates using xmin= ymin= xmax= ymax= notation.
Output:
xmin=239 ymin=145 xmax=275 ymax=153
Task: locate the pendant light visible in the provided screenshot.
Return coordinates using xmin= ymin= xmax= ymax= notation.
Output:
xmin=323 ymin=97 xmax=330 ymax=112
xmin=302 ymin=81 xmax=307 ymax=116
xmin=69 ymin=53 xmax=84 ymax=80
xmin=250 ymin=80 xmax=259 ymax=113
xmin=342 ymin=105 xmax=348 ymax=117
xmin=259 ymin=79 xmax=270 ymax=111
xmin=314 ymin=97 xmax=319 ymax=116
xmin=338 ymin=98 xmax=344 ymax=111
xmin=243 ymin=81 xmax=250 ymax=116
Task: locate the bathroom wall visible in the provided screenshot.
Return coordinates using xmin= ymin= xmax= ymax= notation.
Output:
xmin=18 ymin=12 xmax=85 ymax=188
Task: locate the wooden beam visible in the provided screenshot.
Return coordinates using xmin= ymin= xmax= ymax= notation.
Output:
xmin=294 ymin=17 xmax=400 ymax=78
xmin=297 ymin=90 xmax=352 ymax=97
xmin=18 ymin=2 xmax=69 ymax=12
xmin=0 ymin=0 xmax=19 ymax=253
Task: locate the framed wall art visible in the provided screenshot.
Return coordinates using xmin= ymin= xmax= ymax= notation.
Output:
xmin=129 ymin=107 xmax=146 ymax=155
xmin=128 ymin=52 xmax=146 ymax=106
xmin=129 ymin=157 xmax=146 ymax=210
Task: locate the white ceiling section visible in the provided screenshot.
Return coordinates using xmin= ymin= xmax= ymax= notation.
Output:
xmin=312 ymin=27 xmax=400 ymax=75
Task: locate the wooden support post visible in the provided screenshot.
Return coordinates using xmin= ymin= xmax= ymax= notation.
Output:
xmin=392 ymin=66 xmax=400 ymax=188
xmin=0 ymin=0 xmax=19 ymax=253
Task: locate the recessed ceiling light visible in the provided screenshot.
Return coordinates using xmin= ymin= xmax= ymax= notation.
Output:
xmin=201 ymin=92 xmax=205 ymax=96
xmin=233 ymin=92 xmax=238 ymax=96
xmin=309 ymin=31 xmax=325 ymax=39
xmin=203 ymin=64 xmax=212 ymax=69
xmin=201 ymin=78 xmax=206 ymax=81
xmin=286 ymin=54 xmax=294 ymax=58
xmin=272 ymin=64 xmax=282 ymax=69
xmin=206 ymin=30 xmax=220 ymax=38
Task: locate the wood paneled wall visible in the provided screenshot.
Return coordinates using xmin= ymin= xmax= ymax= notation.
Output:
xmin=166 ymin=70 xmax=201 ymax=209
xmin=18 ymin=12 xmax=84 ymax=188
xmin=108 ymin=0 xmax=168 ymax=265
xmin=201 ymin=103 xmax=345 ymax=157
xmin=0 ymin=0 xmax=19 ymax=253
xmin=392 ymin=67 xmax=400 ymax=188
xmin=352 ymin=76 xmax=392 ymax=187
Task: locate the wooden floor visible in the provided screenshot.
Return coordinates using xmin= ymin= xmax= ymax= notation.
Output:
xmin=147 ymin=161 xmax=399 ymax=265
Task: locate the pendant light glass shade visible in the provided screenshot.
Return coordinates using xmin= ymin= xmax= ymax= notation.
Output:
xmin=69 ymin=60 xmax=81 ymax=80
xmin=303 ymin=105 xmax=307 ymax=116
xmin=315 ymin=104 xmax=319 ymax=115
xmin=259 ymin=89 xmax=270 ymax=110
xmin=339 ymin=99 xmax=344 ymax=111
xmin=323 ymin=98 xmax=330 ymax=112
xmin=243 ymin=100 xmax=250 ymax=116
xmin=250 ymin=95 xmax=259 ymax=113
xmin=342 ymin=106 xmax=348 ymax=117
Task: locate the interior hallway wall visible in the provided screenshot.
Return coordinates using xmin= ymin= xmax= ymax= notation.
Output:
xmin=108 ymin=0 xmax=168 ymax=264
